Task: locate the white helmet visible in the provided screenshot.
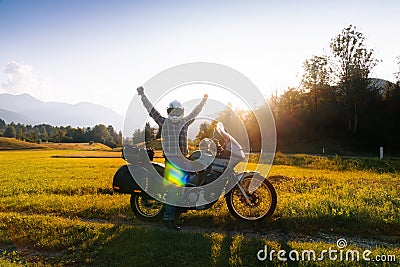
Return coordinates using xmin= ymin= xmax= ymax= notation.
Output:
xmin=167 ymin=100 xmax=184 ymax=123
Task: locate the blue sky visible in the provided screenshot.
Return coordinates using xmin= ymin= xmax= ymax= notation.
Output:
xmin=0 ymin=0 xmax=399 ymax=115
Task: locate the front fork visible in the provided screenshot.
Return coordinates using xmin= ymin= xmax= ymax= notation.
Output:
xmin=232 ymin=172 xmax=253 ymax=204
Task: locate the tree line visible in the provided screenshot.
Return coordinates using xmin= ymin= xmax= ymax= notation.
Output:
xmin=197 ymin=25 xmax=400 ymax=155
xmin=270 ymin=25 xmax=400 ymax=155
xmin=0 ymin=120 xmax=122 ymax=148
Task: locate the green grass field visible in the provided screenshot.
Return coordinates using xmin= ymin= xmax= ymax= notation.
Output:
xmin=0 ymin=149 xmax=399 ymax=266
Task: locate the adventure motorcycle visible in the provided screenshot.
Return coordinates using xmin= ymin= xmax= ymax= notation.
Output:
xmin=113 ymin=122 xmax=277 ymax=222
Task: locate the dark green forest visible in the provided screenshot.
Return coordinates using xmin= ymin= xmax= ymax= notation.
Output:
xmin=0 ymin=121 xmax=122 ymax=149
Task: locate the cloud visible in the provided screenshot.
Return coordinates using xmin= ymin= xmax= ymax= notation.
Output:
xmin=1 ymin=61 xmax=41 ymax=94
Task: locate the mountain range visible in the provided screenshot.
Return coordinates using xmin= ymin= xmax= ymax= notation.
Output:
xmin=0 ymin=93 xmax=123 ymax=130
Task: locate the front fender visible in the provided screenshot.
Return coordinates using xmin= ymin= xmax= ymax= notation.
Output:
xmin=239 ymin=171 xmax=264 ymax=181
xmin=236 ymin=171 xmax=268 ymax=192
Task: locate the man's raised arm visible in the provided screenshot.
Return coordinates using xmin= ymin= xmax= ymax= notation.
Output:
xmin=137 ymin=86 xmax=165 ymax=126
xmin=185 ymin=94 xmax=208 ymax=121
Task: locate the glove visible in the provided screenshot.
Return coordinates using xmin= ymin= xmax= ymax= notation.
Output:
xmin=203 ymin=94 xmax=208 ymax=100
xmin=137 ymin=86 xmax=144 ymax=96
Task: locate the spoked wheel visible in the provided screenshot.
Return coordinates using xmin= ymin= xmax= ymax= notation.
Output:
xmin=130 ymin=193 xmax=165 ymax=221
xmin=226 ymin=174 xmax=277 ymax=221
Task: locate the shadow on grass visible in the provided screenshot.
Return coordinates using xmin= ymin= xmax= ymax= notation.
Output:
xmin=267 ymin=214 xmax=400 ymax=241
xmin=177 ymin=208 xmax=400 ymax=243
xmin=90 ymin=226 xmax=223 ymax=266
xmin=90 ymin=225 xmax=314 ymax=267
xmin=87 ymin=224 xmax=291 ymax=267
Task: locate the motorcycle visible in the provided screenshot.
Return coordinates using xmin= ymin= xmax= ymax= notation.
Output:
xmin=113 ymin=122 xmax=277 ymax=222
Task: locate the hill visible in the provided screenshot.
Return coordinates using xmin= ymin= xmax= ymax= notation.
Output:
xmin=40 ymin=142 xmax=112 ymax=150
xmin=0 ymin=93 xmax=123 ymax=129
xmin=369 ymin=78 xmax=397 ymax=94
xmin=0 ymin=137 xmax=45 ymax=150
xmin=0 ymin=137 xmax=112 ymax=151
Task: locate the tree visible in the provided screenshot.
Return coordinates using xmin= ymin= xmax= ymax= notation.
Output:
xmin=16 ymin=127 xmax=24 ymax=140
xmin=301 ymin=55 xmax=330 ymax=112
xmin=275 ymin=87 xmax=308 ymax=115
xmin=156 ymin=126 xmax=162 ymax=139
xmin=26 ymin=130 xmax=38 ymax=142
xmin=38 ymin=125 xmax=48 ymax=141
xmin=195 ymin=121 xmax=216 ymax=143
xmin=117 ymin=131 xmax=123 ymax=146
xmin=217 ymin=104 xmax=246 ymax=142
xmin=91 ymin=124 xmax=110 ymax=144
xmin=69 ymin=127 xmax=87 ymax=142
xmin=132 ymin=128 xmax=144 ymax=145
xmin=381 ymin=68 xmax=400 ymax=149
xmin=4 ymin=125 xmax=16 ymax=138
xmin=395 ymin=55 xmax=400 ymax=83
xmin=0 ymin=119 xmax=6 ymax=130
xmin=144 ymin=122 xmax=153 ymax=144
xmin=244 ymin=110 xmax=261 ymax=152
xmin=330 ymin=25 xmax=379 ymax=135
xmin=51 ymin=127 xmax=65 ymax=143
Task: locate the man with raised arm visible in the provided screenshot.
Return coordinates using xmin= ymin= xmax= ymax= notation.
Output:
xmin=137 ymin=86 xmax=208 ymax=230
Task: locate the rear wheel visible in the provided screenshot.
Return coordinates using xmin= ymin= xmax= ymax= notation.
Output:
xmin=130 ymin=193 xmax=165 ymax=221
xmin=226 ymin=174 xmax=277 ymax=221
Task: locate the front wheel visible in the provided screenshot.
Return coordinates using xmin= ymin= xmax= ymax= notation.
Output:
xmin=226 ymin=174 xmax=277 ymax=221
xmin=130 ymin=193 xmax=165 ymax=222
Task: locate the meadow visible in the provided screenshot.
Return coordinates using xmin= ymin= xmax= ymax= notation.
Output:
xmin=0 ymin=148 xmax=398 ymax=266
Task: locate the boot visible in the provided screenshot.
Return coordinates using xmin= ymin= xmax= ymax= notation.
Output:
xmin=162 ymin=220 xmax=181 ymax=231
